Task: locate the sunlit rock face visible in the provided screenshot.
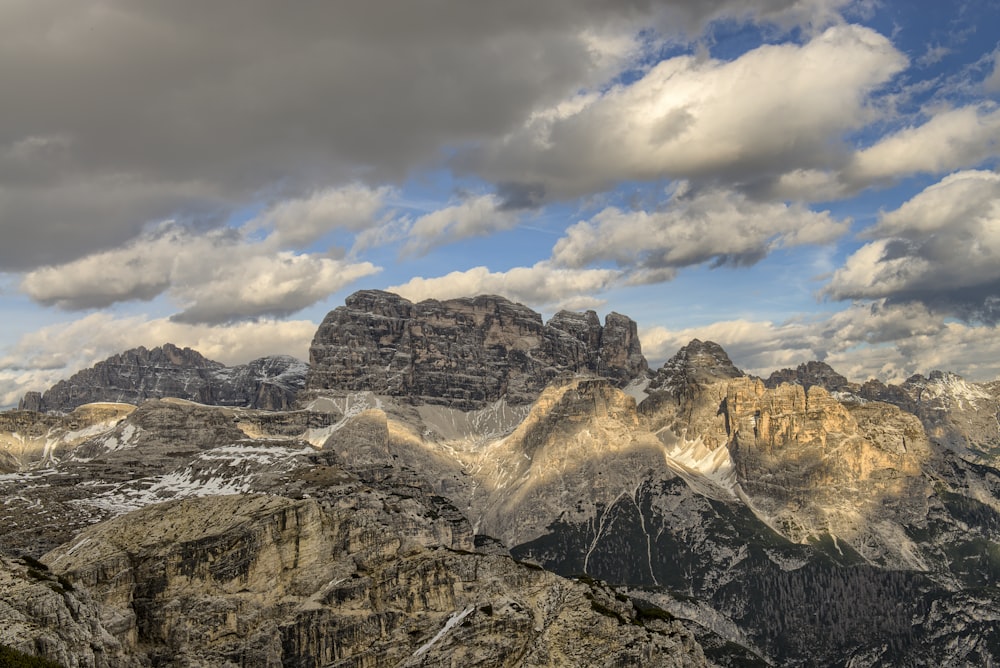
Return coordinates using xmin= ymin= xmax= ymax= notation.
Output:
xmin=40 ymin=491 xmax=708 ymax=667
xmin=29 ymin=344 xmax=308 ymax=413
xmin=305 ymin=290 xmax=647 ymax=410
xmin=858 ymin=371 xmax=1000 ymax=465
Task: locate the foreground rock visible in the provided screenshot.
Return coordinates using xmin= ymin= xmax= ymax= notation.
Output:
xmin=40 ymin=492 xmax=707 ymax=667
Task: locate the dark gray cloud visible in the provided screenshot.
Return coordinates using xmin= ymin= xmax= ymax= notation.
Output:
xmin=0 ymin=0 xmax=846 ymax=271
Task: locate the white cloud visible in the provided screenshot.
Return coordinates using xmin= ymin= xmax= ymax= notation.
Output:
xmin=551 ymin=186 xmax=849 ymax=271
xmin=401 ymin=195 xmax=521 ymax=256
xmin=21 ymin=221 xmax=380 ymax=323
xmin=846 ymin=104 xmax=1000 ymax=185
xmin=254 ymin=184 xmax=391 ymax=248
xmin=388 ymin=262 xmax=620 ymax=310
xmin=985 ymin=51 xmax=1000 ymax=93
xmin=0 ymin=313 xmax=317 ymax=406
xmin=824 ymin=170 xmax=1000 ymax=321
xmin=464 ymin=24 xmax=906 ymax=197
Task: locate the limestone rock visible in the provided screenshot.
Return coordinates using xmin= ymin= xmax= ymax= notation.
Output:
xmin=0 ymin=402 xmax=134 ymax=470
xmin=41 ymin=493 xmax=708 ymax=667
xmin=862 ymin=370 xmax=1000 ymax=463
xmin=306 ymin=290 xmax=648 ymax=409
xmin=0 ymin=554 xmax=134 ymax=668
xmin=764 ymin=360 xmax=856 ymax=394
xmin=31 ymin=344 xmax=307 ymax=413
xmin=723 ymin=377 xmax=933 ymax=565
xmin=17 ymin=391 xmax=43 ymax=412
xmin=642 ymin=339 xmax=743 ymax=419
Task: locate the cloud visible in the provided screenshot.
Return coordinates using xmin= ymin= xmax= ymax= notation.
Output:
xmin=388 ymin=262 xmax=620 ymax=311
xmin=0 ymin=0 xmax=681 ymax=272
xmin=824 ymin=170 xmax=1000 ymax=321
xmin=640 ymin=299 xmax=1000 ymax=383
xmin=253 ymin=184 xmax=392 ymax=248
xmin=401 ymin=195 xmax=521 ymax=256
xmin=551 ymin=185 xmax=849 ymax=271
xmin=845 ymin=104 xmax=1000 ymax=185
xmin=916 ymin=44 xmax=951 ymax=68
xmin=0 ymin=312 xmax=317 ymax=407
xmin=461 ymin=24 xmax=906 ymax=198
xmin=20 ymin=220 xmax=380 ymax=323
xmin=985 ymin=51 xmax=1000 ymax=93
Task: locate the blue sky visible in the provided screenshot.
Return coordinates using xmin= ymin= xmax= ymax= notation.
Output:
xmin=2 ymin=0 xmax=1000 ymax=406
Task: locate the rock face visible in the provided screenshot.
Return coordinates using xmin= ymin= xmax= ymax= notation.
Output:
xmin=645 ymin=339 xmax=743 ymax=403
xmin=40 ymin=492 xmax=707 ymax=667
xmin=0 ymin=402 xmax=134 ymax=471
xmin=861 ymin=370 xmax=1000 ymax=464
xmin=0 ymin=554 xmax=133 ymax=668
xmin=306 ymin=290 xmax=648 ymax=409
xmin=32 ymin=344 xmax=307 ymax=413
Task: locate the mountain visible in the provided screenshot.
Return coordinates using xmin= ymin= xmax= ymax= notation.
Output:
xmin=4 ymin=290 xmax=1000 ymax=666
xmin=22 ymin=344 xmax=308 ymax=413
xmin=305 ymin=290 xmax=647 ymax=409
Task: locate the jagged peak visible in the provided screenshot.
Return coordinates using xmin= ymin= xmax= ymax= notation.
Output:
xmin=649 ymin=339 xmax=743 ymax=393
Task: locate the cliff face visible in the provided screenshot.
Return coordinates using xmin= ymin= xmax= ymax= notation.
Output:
xmin=306 ymin=290 xmax=648 ymax=409
xmin=0 ymin=554 xmax=135 ymax=668
xmin=32 ymin=344 xmax=307 ymax=413
xmin=41 ymin=491 xmax=707 ymax=667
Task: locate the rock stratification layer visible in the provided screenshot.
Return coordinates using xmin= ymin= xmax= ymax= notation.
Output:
xmin=306 ymin=290 xmax=648 ymax=409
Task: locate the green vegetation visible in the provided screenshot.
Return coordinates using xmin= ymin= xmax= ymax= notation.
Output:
xmin=0 ymin=644 xmax=64 ymax=668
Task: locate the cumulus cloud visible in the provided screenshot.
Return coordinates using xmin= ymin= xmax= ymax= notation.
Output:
xmin=401 ymin=195 xmax=521 ymax=256
xmin=552 ymin=186 xmax=849 ymax=272
xmin=388 ymin=262 xmax=620 ymax=311
xmin=846 ymin=104 xmax=1000 ymax=185
xmin=824 ymin=170 xmax=1000 ymax=321
xmin=253 ymin=184 xmax=392 ymax=248
xmin=0 ymin=313 xmax=317 ymax=407
xmin=21 ymin=221 xmax=380 ymax=323
xmin=462 ymin=24 xmax=906 ymax=197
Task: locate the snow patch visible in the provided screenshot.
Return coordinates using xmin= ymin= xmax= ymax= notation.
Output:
xmin=662 ymin=436 xmax=737 ymax=498
xmin=622 ymin=377 xmax=650 ymax=403
xmin=412 ymin=606 xmax=475 ymax=658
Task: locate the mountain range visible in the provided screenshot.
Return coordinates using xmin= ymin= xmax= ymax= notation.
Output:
xmin=2 ymin=290 xmax=1000 ymax=667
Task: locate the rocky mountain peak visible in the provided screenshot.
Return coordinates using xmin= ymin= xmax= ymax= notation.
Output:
xmin=649 ymin=338 xmax=743 ymax=396
xmin=306 ymin=290 xmax=648 ymax=410
xmin=765 ymin=360 xmax=855 ymax=393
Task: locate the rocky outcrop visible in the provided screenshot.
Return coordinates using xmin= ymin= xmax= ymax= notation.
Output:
xmin=765 ymin=360 xmax=856 ymax=394
xmin=0 ymin=554 xmax=134 ymax=668
xmin=30 ymin=344 xmax=307 ymax=413
xmin=723 ymin=377 xmax=932 ymax=564
xmin=17 ymin=391 xmax=43 ymax=412
xmin=41 ymin=492 xmax=708 ymax=667
xmin=858 ymin=370 xmax=1000 ymax=464
xmin=306 ymin=290 xmax=648 ymax=409
xmin=644 ymin=339 xmax=743 ymax=407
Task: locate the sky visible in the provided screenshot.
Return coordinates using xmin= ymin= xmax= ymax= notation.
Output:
xmin=2 ymin=0 xmax=1000 ymax=406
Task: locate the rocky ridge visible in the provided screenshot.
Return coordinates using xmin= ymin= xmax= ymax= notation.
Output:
xmin=28 ymin=344 xmax=307 ymax=413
